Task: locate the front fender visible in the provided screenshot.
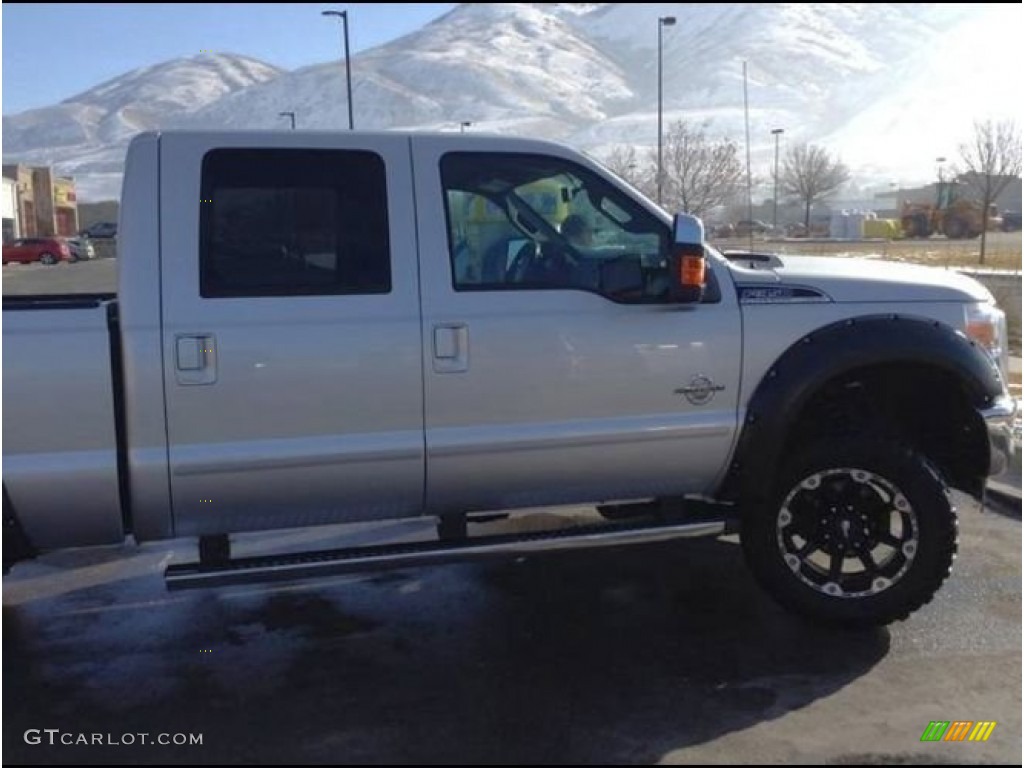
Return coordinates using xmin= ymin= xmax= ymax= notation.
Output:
xmin=719 ymin=314 xmax=1005 ymax=502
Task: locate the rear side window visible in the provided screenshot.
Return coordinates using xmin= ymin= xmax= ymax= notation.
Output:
xmin=199 ymin=148 xmax=391 ymax=298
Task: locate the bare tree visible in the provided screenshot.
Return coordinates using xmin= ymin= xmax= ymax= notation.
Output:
xmin=781 ymin=143 xmax=850 ymax=229
xmin=602 ymin=145 xmax=646 ymax=188
xmin=653 ymin=120 xmax=744 ymax=219
xmin=957 ymin=119 xmax=1022 ymax=264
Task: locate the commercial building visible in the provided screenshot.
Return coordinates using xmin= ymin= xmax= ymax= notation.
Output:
xmin=2 ymin=177 xmax=18 ymax=241
xmin=1 ymin=164 xmax=79 ymax=240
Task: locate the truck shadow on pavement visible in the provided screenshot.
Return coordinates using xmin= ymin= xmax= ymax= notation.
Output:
xmin=4 ymin=535 xmax=890 ymax=764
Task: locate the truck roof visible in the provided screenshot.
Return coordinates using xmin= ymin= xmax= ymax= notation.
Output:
xmin=132 ymin=128 xmax=575 ymax=150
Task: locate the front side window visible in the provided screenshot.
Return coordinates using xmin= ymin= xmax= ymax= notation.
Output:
xmin=441 ymin=153 xmax=670 ymax=302
xmin=200 ymin=148 xmax=391 ymax=298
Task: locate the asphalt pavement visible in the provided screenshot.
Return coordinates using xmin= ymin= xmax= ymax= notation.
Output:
xmin=3 ymin=255 xmax=1021 ymax=764
xmin=3 ymin=495 xmax=1020 ymax=765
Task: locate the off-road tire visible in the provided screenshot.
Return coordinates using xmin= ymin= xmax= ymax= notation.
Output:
xmin=741 ymin=437 xmax=957 ymax=628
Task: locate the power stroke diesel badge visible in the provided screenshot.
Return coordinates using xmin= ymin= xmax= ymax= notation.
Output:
xmin=674 ymin=375 xmax=725 ymax=406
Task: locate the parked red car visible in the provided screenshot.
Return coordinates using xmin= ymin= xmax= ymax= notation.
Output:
xmin=2 ymin=238 xmax=72 ymax=265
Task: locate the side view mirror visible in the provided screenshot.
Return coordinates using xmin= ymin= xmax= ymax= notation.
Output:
xmin=668 ymin=213 xmax=706 ymax=303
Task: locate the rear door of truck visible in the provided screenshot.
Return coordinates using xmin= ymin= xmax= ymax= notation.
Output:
xmin=158 ymin=133 xmax=424 ymax=536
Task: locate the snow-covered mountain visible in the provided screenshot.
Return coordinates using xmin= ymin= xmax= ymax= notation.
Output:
xmin=3 ymin=3 xmax=1019 ymax=201
xmin=2 ymin=54 xmax=283 ymax=198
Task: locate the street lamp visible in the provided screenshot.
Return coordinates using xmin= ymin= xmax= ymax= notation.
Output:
xmin=771 ymin=128 xmax=784 ymax=231
xmin=459 ymin=121 xmax=472 ymax=133
xmin=934 ymin=156 xmax=948 ymax=208
xmin=322 ymin=10 xmax=354 ymax=130
xmin=279 ymin=111 xmax=296 ymax=130
xmin=657 ymin=15 xmax=676 ymax=207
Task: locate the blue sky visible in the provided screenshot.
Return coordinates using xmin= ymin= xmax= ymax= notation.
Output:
xmin=1 ymin=3 xmax=456 ymax=115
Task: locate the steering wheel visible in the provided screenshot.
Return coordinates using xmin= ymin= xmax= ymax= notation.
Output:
xmin=507 ymin=241 xmax=539 ymax=283
xmin=529 ymin=242 xmax=579 ymax=285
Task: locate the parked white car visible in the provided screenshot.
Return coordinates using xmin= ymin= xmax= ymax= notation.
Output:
xmin=64 ymin=237 xmax=96 ymax=261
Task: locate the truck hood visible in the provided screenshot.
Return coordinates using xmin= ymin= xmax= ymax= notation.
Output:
xmin=724 ymin=254 xmax=993 ymax=303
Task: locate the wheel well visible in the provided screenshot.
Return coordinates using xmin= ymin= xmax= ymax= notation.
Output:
xmin=785 ymin=363 xmax=989 ymax=496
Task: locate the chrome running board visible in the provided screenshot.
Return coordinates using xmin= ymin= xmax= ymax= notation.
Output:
xmin=165 ymin=518 xmax=724 ymax=591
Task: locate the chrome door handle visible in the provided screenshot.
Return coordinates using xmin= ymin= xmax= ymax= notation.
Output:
xmin=432 ymin=324 xmax=468 ymax=373
xmin=176 ymin=337 xmax=203 ymax=370
xmin=174 ymin=334 xmax=217 ymax=385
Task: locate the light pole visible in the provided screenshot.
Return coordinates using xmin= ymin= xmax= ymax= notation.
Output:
xmin=935 ymin=156 xmax=947 ymax=207
xmin=657 ymin=15 xmax=676 ymax=207
xmin=459 ymin=121 xmax=472 ymax=133
xmin=279 ymin=111 xmax=296 ymax=130
xmin=322 ymin=10 xmax=354 ymax=130
xmin=771 ymin=128 xmax=784 ymax=231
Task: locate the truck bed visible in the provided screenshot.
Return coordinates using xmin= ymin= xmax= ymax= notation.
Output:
xmin=2 ymin=294 xmax=125 ymax=548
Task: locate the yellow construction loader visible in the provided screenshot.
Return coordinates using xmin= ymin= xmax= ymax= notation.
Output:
xmin=900 ymin=181 xmax=1002 ymax=239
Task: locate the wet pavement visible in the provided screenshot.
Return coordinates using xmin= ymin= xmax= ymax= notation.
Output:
xmin=3 ymin=495 xmax=1020 ymax=765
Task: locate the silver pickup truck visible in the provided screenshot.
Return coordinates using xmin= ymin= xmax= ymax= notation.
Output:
xmin=3 ymin=130 xmax=1016 ymax=627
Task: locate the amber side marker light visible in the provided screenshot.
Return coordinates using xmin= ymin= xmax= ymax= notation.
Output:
xmin=679 ymin=252 xmax=705 ymax=288
xmin=669 ymin=246 xmax=706 ymax=303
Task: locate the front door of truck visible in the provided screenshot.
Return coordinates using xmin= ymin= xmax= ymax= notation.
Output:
xmin=412 ymin=137 xmax=742 ymax=514
xmin=160 ymin=134 xmax=424 ymax=536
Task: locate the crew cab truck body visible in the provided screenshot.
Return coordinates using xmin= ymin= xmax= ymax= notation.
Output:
xmin=3 ymin=130 xmax=1016 ymax=627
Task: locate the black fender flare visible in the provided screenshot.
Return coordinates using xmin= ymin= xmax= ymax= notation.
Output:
xmin=718 ymin=314 xmax=1004 ymax=502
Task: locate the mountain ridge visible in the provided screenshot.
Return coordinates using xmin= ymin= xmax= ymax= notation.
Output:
xmin=3 ymin=3 xmax=1016 ymax=201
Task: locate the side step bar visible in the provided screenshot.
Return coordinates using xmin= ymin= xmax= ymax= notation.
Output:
xmin=165 ymin=518 xmax=725 ymax=591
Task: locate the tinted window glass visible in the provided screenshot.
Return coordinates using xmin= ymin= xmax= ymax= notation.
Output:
xmin=200 ymin=148 xmax=391 ymax=298
xmin=440 ymin=152 xmax=669 ymax=302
